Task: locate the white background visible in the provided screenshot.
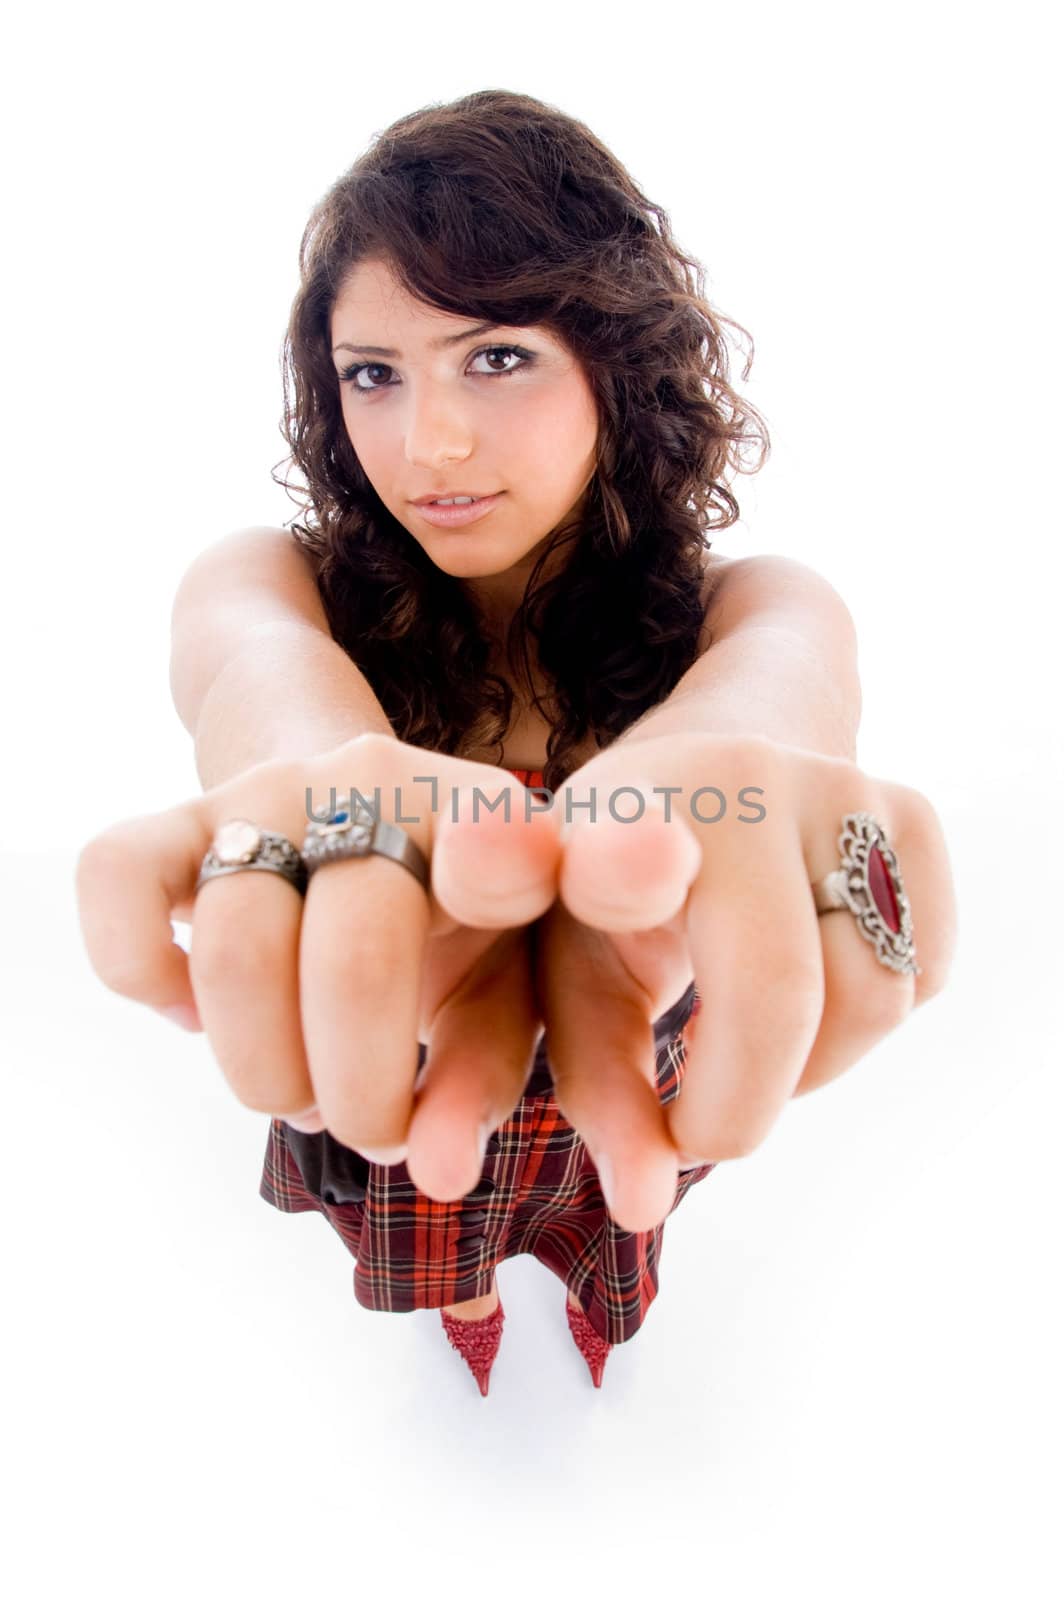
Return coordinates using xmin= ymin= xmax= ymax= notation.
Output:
xmin=3 ymin=1 xmax=1061 ymax=1595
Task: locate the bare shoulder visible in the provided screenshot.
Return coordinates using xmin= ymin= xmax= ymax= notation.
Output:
xmin=172 ymin=525 xmax=330 ymax=642
xmin=694 ymin=549 xmax=857 ymax=657
xmin=695 ymin=547 xmax=735 ymax=655
xmin=207 ymin=524 xmax=317 ymax=578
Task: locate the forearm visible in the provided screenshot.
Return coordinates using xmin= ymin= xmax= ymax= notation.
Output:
xmin=616 ymin=622 xmax=861 ymax=762
xmin=190 ymin=620 xmax=396 ymax=789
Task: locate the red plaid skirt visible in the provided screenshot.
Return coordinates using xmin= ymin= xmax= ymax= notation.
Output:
xmin=258 ymin=766 xmax=715 ymax=1346
xmin=259 ymin=983 xmax=713 ymax=1345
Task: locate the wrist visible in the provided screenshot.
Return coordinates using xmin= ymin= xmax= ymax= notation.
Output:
xmin=189 ymin=628 xmax=397 ymax=790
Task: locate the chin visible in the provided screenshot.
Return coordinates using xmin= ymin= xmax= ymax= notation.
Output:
xmin=412 ymin=531 xmax=520 ymax=569
xmin=431 ymin=553 xmax=515 ymax=578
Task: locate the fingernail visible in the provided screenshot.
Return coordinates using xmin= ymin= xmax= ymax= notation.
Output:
xmin=285 ymin=1107 xmax=326 ymax=1134
xmin=358 ymin=1144 xmax=408 ymax=1166
xmin=152 ymin=1002 xmax=201 ymax=1032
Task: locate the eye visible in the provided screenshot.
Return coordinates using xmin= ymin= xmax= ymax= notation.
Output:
xmin=468 ymin=345 xmax=531 ymax=377
xmin=338 ymin=344 xmax=535 ymax=393
xmin=340 ymin=361 xmax=394 ymax=391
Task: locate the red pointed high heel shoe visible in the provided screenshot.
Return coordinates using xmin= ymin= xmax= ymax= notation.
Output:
xmin=566 ymin=1293 xmax=611 ymax=1388
xmin=439 ymin=1294 xmax=506 ymax=1398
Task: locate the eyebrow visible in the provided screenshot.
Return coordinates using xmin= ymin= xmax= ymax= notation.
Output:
xmin=332 ymin=320 xmax=504 ymax=359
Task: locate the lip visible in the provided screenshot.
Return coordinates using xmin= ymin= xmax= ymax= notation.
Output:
xmin=411 ymin=490 xmax=497 ymax=505
xmin=411 ymin=492 xmax=504 ymax=528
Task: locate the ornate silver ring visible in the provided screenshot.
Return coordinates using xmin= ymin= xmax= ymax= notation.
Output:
xmin=196 ymin=819 xmax=308 ymax=897
xmin=811 ymin=811 xmax=920 ymax=975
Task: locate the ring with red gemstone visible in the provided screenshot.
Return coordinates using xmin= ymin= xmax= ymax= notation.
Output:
xmin=195 ymin=818 xmax=308 ymax=896
xmin=811 ymin=812 xmax=920 ymax=975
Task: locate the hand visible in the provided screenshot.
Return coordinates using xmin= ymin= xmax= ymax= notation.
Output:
xmin=75 ymin=732 xmax=565 ymax=1202
xmin=525 ymin=732 xmax=958 ymax=1232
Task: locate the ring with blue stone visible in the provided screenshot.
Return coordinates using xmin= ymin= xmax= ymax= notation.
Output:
xmin=300 ymin=795 xmax=430 ymax=891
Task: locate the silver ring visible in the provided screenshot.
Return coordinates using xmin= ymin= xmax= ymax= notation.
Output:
xmin=301 ymin=795 xmax=430 ymax=892
xmin=811 ymin=811 xmax=920 ymax=975
xmin=196 ymin=819 xmax=308 ymax=896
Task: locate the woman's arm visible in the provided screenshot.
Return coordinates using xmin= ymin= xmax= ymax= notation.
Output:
xmin=169 ymin=526 xmax=396 ymax=787
xmin=172 ymin=540 xmax=862 ymax=789
xmin=616 ymin=555 xmax=862 ymax=761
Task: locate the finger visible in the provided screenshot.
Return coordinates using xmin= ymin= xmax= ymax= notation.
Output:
xmin=431 ymin=777 xmax=563 ymax=928
xmin=558 ymin=785 xmax=702 ymax=932
xmin=544 ymin=788 xmax=700 ymax=1101
xmin=299 ymin=850 xmax=431 ymax=1156
xmin=297 ymin=754 xmax=557 ymax=1161
xmin=405 ymin=928 xmax=540 ymax=1201
xmin=665 ymin=803 xmax=826 ymax=1164
xmin=189 ymin=868 xmax=317 ymax=1120
xmin=75 ymin=808 xmax=209 ymax=1025
xmin=793 ymin=787 xmax=946 ymax=1094
xmin=297 ymin=756 xmax=543 ymax=1160
xmin=534 ymin=905 xmax=681 ymax=1233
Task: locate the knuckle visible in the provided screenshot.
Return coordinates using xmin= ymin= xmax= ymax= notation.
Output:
xmin=824 ymin=761 xmax=873 ymax=815
xmin=224 ymin=1070 xmax=279 ymax=1115
xmin=858 ymin=976 xmax=915 ymax=1033
xmin=887 ymin=781 xmax=940 ymax=837
xmin=346 ymin=730 xmax=398 ymax=774
xmin=711 ymin=732 xmax=785 ymax=781
xmin=914 ymin=953 xmax=955 ymax=1004
xmin=706 ymin=1124 xmax=765 ymax=1162
xmin=227 ymin=1071 xmax=299 ymax=1117
xmin=672 ymin=1105 xmax=768 ymax=1164
xmin=232 ymin=1076 xmax=302 ymax=1117
xmin=809 ymin=745 xmax=870 ymax=800
xmin=91 ymin=950 xmax=155 ymax=1001
xmin=250 ymin=754 xmax=304 ymax=799
xmin=305 ymin=731 xmax=399 ymax=802
xmin=349 ymin=729 xmax=391 ymax=755
xmin=75 ymin=827 xmax=135 ymax=888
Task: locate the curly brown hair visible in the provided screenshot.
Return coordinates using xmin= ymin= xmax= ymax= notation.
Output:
xmin=276 ymin=88 xmax=770 ymax=793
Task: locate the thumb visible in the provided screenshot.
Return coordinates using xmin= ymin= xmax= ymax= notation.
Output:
xmin=560 ymin=786 xmax=701 ymax=932
xmin=431 ymin=780 xmax=562 ymax=928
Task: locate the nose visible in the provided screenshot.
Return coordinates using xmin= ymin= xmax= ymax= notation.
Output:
xmin=402 ymin=381 xmax=474 ymax=470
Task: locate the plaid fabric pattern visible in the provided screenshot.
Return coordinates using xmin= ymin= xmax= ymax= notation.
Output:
xmin=258 ymin=768 xmax=716 ymax=1346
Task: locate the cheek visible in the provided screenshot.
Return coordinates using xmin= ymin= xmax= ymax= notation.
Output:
xmin=342 ymin=405 xmax=390 ymax=473
xmin=520 ymin=383 xmax=598 ymax=457
xmin=339 ymin=403 xmax=360 ymax=451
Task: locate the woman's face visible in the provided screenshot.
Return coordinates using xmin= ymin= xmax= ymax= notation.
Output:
xmin=329 ymin=257 xmax=600 ymax=621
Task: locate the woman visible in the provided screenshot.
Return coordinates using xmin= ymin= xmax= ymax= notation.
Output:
xmin=75 ymin=89 xmax=957 ymax=1398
